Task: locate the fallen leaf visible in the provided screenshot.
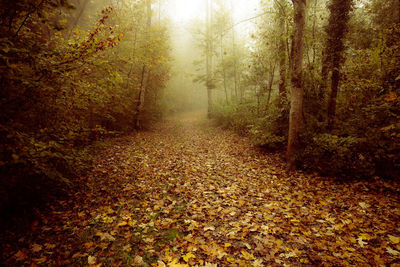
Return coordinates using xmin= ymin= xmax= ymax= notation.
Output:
xmin=98 ymin=242 xmax=109 ymax=250
xmin=226 ymin=257 xmax=235 ymax=263
xmin=387 ymin=247 xmax=400 ymax=256
xmin=134 ymin=256 xmax=145 ymax=265
xmin=182 ymin=252 xmax=196 ymax=262
xmin=88 ymin=255 xmax=96 ymax=264
xmin=253 ymin=259 xmax=264 ymax=266
xmin=33 ymin=256 xmax=47 ymax=264
xmin=241 ymin=250 xmax=255 ymax=260
xmin=389 ymin=235 xmax=400 ymax=244
xmin=204 ymin=226 xmax=215 ymax=231
xmin=224 ymin=242 xmax=232 ymax=248
xmin=15 ymin=250 xmax=28 ymax=261
xmin=32 ymin=243 xmax=42 ymax=252
xmin=357 ymin=236 xmax=368 ymax=247
xmin=44 ymin=243 xmax=56 ymax=249
xmin=123 ymin=244 xmax=131 ymax=252
xmin=95 ymin=232 xmax=116 ymax=241
xmin=84 ymin=242 xmax=94 ymax=249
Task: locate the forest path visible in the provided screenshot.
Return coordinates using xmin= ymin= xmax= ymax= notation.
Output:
xmin=4 ymin=111 xmax=400 ymax=266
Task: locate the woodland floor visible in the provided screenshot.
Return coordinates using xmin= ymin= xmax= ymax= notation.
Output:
xmin=2 ymin=111 xmax=400 ymax=266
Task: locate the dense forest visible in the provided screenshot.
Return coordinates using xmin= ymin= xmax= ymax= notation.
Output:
xmin=1 ymin=0 xmax=400 ymax=266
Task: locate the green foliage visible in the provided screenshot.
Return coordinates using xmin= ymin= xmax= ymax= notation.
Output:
xmin=300 ymin=134 xmax=374 ymax=177
xmin=248 ymin=104 xmax=289 ymax=150
xmin=212 ymin=102 xmax=257 ymax=135
xmin=212 ymin=101 xmax=288 ymax=150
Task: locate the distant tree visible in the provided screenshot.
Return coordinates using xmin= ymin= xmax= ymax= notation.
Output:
xmin=135 ymin=0 xmax=152 ymax=129
xmin=274 ymin=0 xmax=289 ymax=107
xmin=206 ymin=0 xmax=213 ymax=118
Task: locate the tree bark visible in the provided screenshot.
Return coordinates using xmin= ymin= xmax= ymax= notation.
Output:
xmin=319 ymin=51 xmax=329 ymax=99
xmin=324 ymin=0 xmax=353 ymax=130
xmin=266 ymin=61 xmax=276 ymax=112
xmin=135 ymin=0 xmax=152 ymax=129
xmin=220 ymin=34 xmax=229 ymax=104
xmin=231 ymin=1 xmax=238 ymax=101
xmin=327 ymin=54 xmax=340 ymax=129
xmin=70 ymin=0 xmax=89 ymax=31
xmin=398 ymin=0 xmax=400 ymax=24
xmin=276 ymin=0 xmax=287 ymax=107
xmin=287 ymin=0 xmax=306 ymax=170
xmin=206 ymin=0 xmax=213 ymax=118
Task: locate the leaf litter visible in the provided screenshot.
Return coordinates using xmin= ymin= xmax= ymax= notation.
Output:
xmin=2 ymin=112 xmax=400 ymax=266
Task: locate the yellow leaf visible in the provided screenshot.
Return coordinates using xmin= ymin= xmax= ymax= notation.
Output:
xmin=224 ymin=242 xmax=232 ymax=248
xmin=78 ymin=211 xmax=85 ymax=217
xmin=101 ymin=215 xmax=114 ymax=223
xmin=182 ymin=252 xmax=196 ymax=262
xmin=241 ymin=250 xmax=255 ymax=260
xmin=33 ymin=256 xmax=47 ymax=264
xmin=226 ymin=257 xmax=235 ymax=263
xmin=387 ymin=247 xmax=400 ymax=256
xmin=117 ymin=221 xmax=128 ymax=227
xmin=389 ymin=235 xmax=400 ymax=244
xmin=168 ymin=258 xmax=188 ymax=267
xmin=88 ymin=255 xmax=97 ymax=265
xmin=188 ymin=221 xmax=198 ymax=231
xmin=300 ymin=258 xmax=310 ymax=263
xmin=44 ymin=243 xmax=56 ymax=249
xmin=357 ymin=238 xmax=367 ymax=247
xmin=359 ymin=233 xmax=371 ymax=240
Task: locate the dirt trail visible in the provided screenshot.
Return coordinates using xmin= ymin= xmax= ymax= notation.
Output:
xmin=3 ymin=111 xmax=400 ymax=266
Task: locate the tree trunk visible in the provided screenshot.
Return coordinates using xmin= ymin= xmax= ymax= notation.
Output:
xmin=206 ymin=0 xmax=212 ymax=118
xmin=327 ymin=55 xmax=340 ymax=129
xmin=324 ymin=0 xmax=353 ymax=129
xmin=70 ymin=0 xmax=89 ymax=31
xmin=319 ymin=51 xmax=329 ymax=100
xmin=287 ymin=0 xmax=306 ymax=170
xmin=135 ymin=0 xmax=152 ymax=129
xmin=277 ymin=2 xmax=287 ymax=107
xmin=221 ymin=35 xmax=229 ymax=104
xmin=231 ymin=2 xmax=238 ymax=101
xmin=398 ymin=0 xmax=400 ymax=24
xmin=266 ymin=61 xmax=276 ymax=112
xmin=135 ymin=65 xmax=147 ymax=128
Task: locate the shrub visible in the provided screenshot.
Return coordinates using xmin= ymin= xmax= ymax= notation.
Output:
xmin=300 ymin=133 xmax=375 ymax=177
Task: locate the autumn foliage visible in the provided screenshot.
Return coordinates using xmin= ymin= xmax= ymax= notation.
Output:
xmin=0 ymin=1 xmax=170 ymax=213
